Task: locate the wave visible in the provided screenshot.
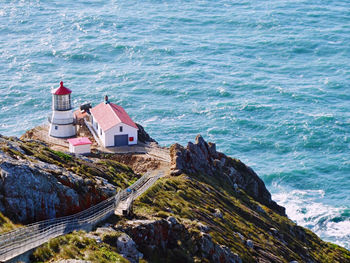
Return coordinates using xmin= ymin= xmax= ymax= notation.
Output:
xmin=272 ymin=188 xmax=350 ymax=249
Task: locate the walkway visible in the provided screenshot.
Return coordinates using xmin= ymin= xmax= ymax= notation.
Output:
xmin=0 ymin=170 xmax=164 ymax=262
xmin=115 ymin=171 xmax=163 ymax=215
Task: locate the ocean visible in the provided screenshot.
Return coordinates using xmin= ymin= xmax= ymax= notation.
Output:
xmin=1 ymin=0 xmax=349 ymax=249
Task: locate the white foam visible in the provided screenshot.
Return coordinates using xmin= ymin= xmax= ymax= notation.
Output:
xmin=273 ymin=188 xmax=350 ymax=249
xmin=144 ymin=116 xmax=158 ymax=123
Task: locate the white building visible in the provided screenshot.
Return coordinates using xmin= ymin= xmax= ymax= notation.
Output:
xmin=90 ymin=96 xmax=138 ymax=147
xmin=48 ymin=81 xmax=76 ymax=138
xmin=67 ymin=137 xmax=92 ymax=154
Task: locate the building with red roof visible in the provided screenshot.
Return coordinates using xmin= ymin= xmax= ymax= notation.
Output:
xmin=67 ymin=137 xmax=92 ymax=154
xmin=90 ymin=96 xmax=138 ymax=147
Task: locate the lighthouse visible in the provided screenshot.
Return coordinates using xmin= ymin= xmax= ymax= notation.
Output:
xmin=48 ymin=81 xmax=76 ymax=138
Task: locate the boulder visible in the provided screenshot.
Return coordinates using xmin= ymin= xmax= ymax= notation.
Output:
xmin=198 ymin=233 xmax=242 ymax=263
xmin=246 ymin=239 xmax=254 ymax=249
xmin=214 ymin=208 xmax=223 ymax=219
xmin=117 ymin=233 xmax=142 ymax=263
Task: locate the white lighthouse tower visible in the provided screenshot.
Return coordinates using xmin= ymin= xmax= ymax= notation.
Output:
xmin=48 ymin=81 xmax=76 ymax=138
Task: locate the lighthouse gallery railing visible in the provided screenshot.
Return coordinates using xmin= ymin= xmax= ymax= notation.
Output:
xmin=47 ymin=116 xmax=76 ymax=125
xmin=0 ymin=173 xmax=152 ymax=262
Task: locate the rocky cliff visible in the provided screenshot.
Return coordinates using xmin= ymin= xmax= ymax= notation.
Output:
xmin=2 ymin=132 xmax=350 ymax=263
xmin=0 ymin=135 xmax=139 ymax=224
xmin=170 ymin=135 xmax=285 ymax=215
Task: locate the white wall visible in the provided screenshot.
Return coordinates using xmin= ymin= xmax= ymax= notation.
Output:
xmin=49 ymin=110 xmax=76 ymax=138
xmin=69 ymin=144 xmax=91 ymax=154
xmin=90 ymin=115 xmax=138 ymax=147
xmin=104 ymin=123 xmax=138 ymax=147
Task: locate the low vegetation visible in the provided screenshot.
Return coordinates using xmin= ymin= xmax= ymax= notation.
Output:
xmin=0 ymin=212 xmax=19 ymax=234
xmin=1 ymin=137 xmax=140 ymax=189
xmin=133 ymin=173 xmax=350 ymax=262
xmin=31 ymin=231 xmax=128 ymax=263
xmin=2 ymin=135 xmax=350 ymax=262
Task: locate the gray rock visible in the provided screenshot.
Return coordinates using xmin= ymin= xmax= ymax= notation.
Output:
xmin=169 ymin=135 xmax=286 ymax=216
xmin=197 ymin=222 xmax=210 ymax=233
xmin=246 ymin=239 xmax=254 ymax=249
xmin=0 ymin=139 xmax=116 ymax=223
xmin=256 ymin=204 xmax=265 ymax=214
xmin=213 ymin=245 xmax=242 ymax=263
xmin=164 ymin=207 xmax=174 ymax=213
xmin=199 ymin=233 xmax=215 ymax=258
xmin=95 ymin=227 xmax=114 ymax=234
xmin=270 ymin=228 xmax=278 ymax=235
xmin=136 ymin=123 xmax=157 ymax=143
xmin=229 ymin=167 xmax=238 ymax=176
xmin=236 ymin=232 xmax=245 ymax=242
xmin=117 ymin=233 xmax=142 ymax=263
xmin=166 ymin=216 xmax=177 ymax=225
xmin=214 ymin=208 xmax=223 ymax=218
xmin=123 ymin=219 xmax=241 ymax=263
xmin=213 ymin=159 xmax=223 ymax=169
xmin=85 ymin=233 xmax=102 ymax=243
xmin=199 ymin=233 xmax=242 ymax=263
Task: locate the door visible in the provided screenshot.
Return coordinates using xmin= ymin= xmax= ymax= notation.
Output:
xmin=114 ymin=134 xmax=128 ymax=146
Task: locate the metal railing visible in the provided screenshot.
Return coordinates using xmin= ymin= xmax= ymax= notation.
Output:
xmin=0 ymin=172 xmax=156 ymax=262
xmin=83 ymin=119 xmax=101 ymax=146
xmin=120 ymin=172 xmax=163 ymax=216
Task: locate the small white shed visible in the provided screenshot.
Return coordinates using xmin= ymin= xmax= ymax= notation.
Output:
xmin=67 ymin=137 xmax=92 ymax=154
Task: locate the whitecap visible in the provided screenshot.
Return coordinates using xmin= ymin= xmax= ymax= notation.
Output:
xmin=273 ymin=187 xmax=350 ymax=248
xmin=144 ymin=116 xmax=158 ymax=123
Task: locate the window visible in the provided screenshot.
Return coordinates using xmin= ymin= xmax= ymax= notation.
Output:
xmin=129 ymin=137 xmax=134 ymax=142
xmin=120 ymin=126 xmax=123 ymax=132
xmin=54 ymin=94 xmax=71 ymax=110
xmin=55 ymin=126 xmax=58 ymax=130
xmin=100 ymin=129 xmax=102 ymax=135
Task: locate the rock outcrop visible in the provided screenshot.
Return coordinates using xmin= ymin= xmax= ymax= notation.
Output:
xmin=136 ymin=123 xmax=156 ymax=144
xmin=120 ymin=217 xmax=242 ymax=263
xmin=170 ymin=135 xmax=285 ymax=215
xmin=116 ymin=233 xmax=142 ymax=263
xmin=0 ymin=136 xmax=115 ymax=223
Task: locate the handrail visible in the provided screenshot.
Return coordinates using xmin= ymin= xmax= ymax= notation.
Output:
xmin=0 ymin=172 xmax=157 ymax=262
xmin=83 ymin=119 xmax=100 ymax=146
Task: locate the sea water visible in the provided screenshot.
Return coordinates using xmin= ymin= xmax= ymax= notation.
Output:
xmin=1 ymin=0 xmax=349 ymax=249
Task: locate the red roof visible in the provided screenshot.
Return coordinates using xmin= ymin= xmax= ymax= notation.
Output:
xmin=52 ymin=81 xmax=72 ymax=95
xmin=67 ymin=137 xmax=92 ymax=146
xmin=90 ymin=102 xmax=138 ymax=132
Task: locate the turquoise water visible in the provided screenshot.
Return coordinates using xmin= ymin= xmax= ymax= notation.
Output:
xmin=1 ymin=0 xmax=350 ymax=248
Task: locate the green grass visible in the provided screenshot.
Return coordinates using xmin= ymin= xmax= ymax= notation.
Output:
xmin=47 ymin=148 xmax=72 ymax=161
xmin=0 ymin=212 xmax=19 ymax=234
xmin=1 ymin=138 xmax=141 ymax=189
xmin=31 ymin=231 xmax=129 ymax=263
xmin=133 ymin=174 xmax=350 ymax=263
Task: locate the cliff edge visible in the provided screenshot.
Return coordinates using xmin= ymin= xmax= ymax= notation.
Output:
xmin=169 ymin=135 xmax=285 ymax=216
xmin=1 ymin=131 xmax=349 ymax=263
